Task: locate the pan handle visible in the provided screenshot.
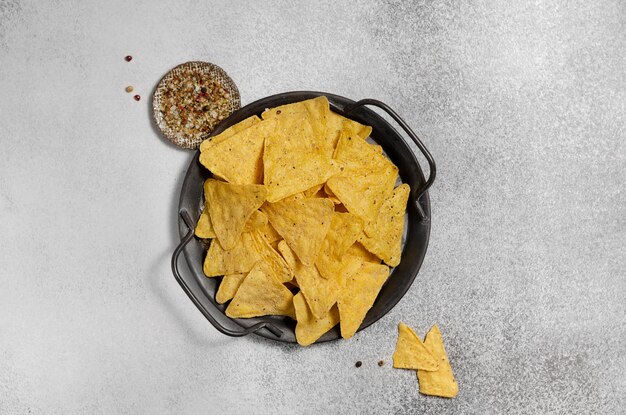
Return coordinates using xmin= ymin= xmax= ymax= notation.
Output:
xmin=171 ymin=209 xmax=283 ymax=338
xmin=345 ymin=99 xmax=436 ymax=221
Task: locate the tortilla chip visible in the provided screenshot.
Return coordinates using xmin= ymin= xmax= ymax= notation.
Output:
xmin=326 ymin=110 xmax=372 ymax=151
xmin=392 ymin=322 xmax=439 ymax=371
xmin=203 ymin=233 xmax=260 ymax=277
xmin=245 ymin=210 xmax=267 ymax=231
xmin=225 ymin=261 xmax=295 ymax=319
xmin=195 ymin=210 xmax=216 ymax=239
xmin=258 ymin=221 xmax=281 ymax=244
xmin=418 ymin=325 xmax=459 ymax=398
xmin=315 ymin=212 xmax=363 ymax=280
xmin=293 ymin=292 xmax=340 ymax=346
xmin=332 ymin=129 xmax=393 ymax=174
xmin=215 ymin=273 xmax=247 ymax=304
xmin=337 ymin=261 xmax=389 ymax=339
xmin=199 ymin=118 xmax=276 ymax=185
xmin=250 ymin=231 xmax=294 ymax=283
xmin=204 ymin=179 xmax=267 ymax=250
xmin=278 ymin=241 xmax=338 ymax=319
xmin=199 ymin=115 xmax=261 ymax=152
xmin=303 ymin=183 xmax=324 ymax=198
xmin=262 ymin=198 xmax=334 ymax=266
xmin=322 ymin=183 xmax=342 ymax=204
xmin=359 ymin=184 xmax=410 ymax=267
xmin=262 ymin=97 xmax=339 ymax=201
xmin=346 ymin=243 xmax=381 ymax=264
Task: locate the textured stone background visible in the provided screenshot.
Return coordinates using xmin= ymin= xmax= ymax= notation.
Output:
xmin=1 ymin=0 xmax=624 ymax=413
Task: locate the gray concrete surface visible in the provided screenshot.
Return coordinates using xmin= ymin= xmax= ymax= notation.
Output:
xmin=1 ymin=0 xmax=625 ymax=413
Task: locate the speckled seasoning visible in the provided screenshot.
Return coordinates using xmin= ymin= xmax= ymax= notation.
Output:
xmin=158 ymin=67 xmax=232 ymax=143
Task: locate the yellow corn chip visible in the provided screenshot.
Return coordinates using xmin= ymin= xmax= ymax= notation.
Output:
xmin=225 ymin=261 xmax=295 ymax=319
xmin=303 ymin=183 xmax=324 ymax=198
xmin=315 ymin=212 xmax=363 ymax=280
xmin=278 ymin=241 xmax=338 ymax=319
xmin=346 ymin=243 xmax=381 ymax=264
xmin=258 ymin=220 xmax=281 ymax=244
xmin=199 ymin=115 xmax=261 ymax=152
xmin=196 ymin=209 xmax=265 ymax=239
xmin=359 ymin=184 xmax=410 ymax=267
xmin=203 ymin=233 xmax=260 ymax=277
xmin=215 ymin=273 xmax=247 ymax=304
xmin=250 ymin=231 xmax=294 ymax=283
xmin=326 ymin=110 xmax=372 ymax=152
xmin=262 ymin=97 xmax=339 ymax=202
xmin=204 ymin=179 xmax=267 ymax=250
xmin=337 ymin=261 xmax=389 ymax=339
xmin=418 ymin=325 xmax=459 ymax=398
xmin=195 ymin=210 xmax=216 ymax=238
xmin=332 ymin=130 xmax=393 ymax=174
xmin=245 ymin=210 xmax=268 ymax=231
xmin=392 ymin=322 xmax=439 ymax=371
xmin=261 ymin=96 xmax=329 ymax=150
xmin=262 ymin=198 xmax=335 ymax=266
xmin=199 ymin=118 xmax=276 ymax=185
xmin=293 ymin=292 xmax=340 ymax=346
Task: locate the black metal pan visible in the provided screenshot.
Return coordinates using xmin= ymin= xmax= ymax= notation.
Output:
xmin=171 ymin=91 xmax=436 ymax=343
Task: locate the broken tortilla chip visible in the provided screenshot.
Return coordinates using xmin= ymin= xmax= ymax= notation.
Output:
xmin=418 ymin=325 xmax=459 ymax=398
xmin=293 ymin=292 xmax=340 ymax=346
xmin=392 ymin=322 xmax=439 ymax=371
xmin=262 ymin=198 xmax=334 ymax=266
xmin=204 ymin=179 xmax=267 ymax=250
xmin=225 ymin=261 xmax=295 ymax=319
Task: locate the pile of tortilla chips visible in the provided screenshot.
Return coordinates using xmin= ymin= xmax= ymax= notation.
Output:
xmin=195 ymin=96 xmax=410 ymax=346
xmin=393 ymin=322 xmax=459 ymax=398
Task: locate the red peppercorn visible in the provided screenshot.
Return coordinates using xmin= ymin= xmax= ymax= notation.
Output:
xmin=134 ymin=95 xmax=141 ymax=101
xmin=125 ymin=55 xmax=133 ymax=62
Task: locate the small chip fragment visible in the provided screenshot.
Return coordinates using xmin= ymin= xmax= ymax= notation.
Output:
xmin=392 ymin=322 xmax=439 ymax=371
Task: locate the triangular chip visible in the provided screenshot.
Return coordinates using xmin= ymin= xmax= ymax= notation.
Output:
xmin=196 ymin=209 xmax=266 ymax=239
xmin=250 ymin=231 xmax=294 ymax=283
xmin=418 ymin=325 xmax=459 ymax=398
xmin=199 ymin=115 xmax=261 ymax=152
xmin=262 ymin=97 xmax=339 ymax=201
xmin=359 ymin=184 xmax=410 ymax=267
xmin=215 ymin=273 xmax=247 ymax=304
xmin=293 ymin=292 xmax=340 ymax=346
xmin=204 ymin=179 xmax=267 ymax=250
xmin=225 ymin=261 xmax=295 ymax=319
xmin=326 ymin=131 xmax=398 ymax=222
xmin=258 ymin=221 xmax=281 ymax=244
xmin=315 ymin=212 xmax=363 ymax=280
xmin=199 ymin=118 xmax=276 ymax=185
xmin=346 ymin=243 xmax=381 ymax=264
xmin=303 ymin=183 xmax=324 ymax=198
xmin=337 ymin=261 xmax=389 ymax=339
xmin=278 ymin=241 xmax=338 ymax=319
xmin=262 ymin=198 xmax=334 ymax=266
xmin=326 ymin=110 xmax=372 ymax=153
xmin=392 ymin=322 xmax=439 ymax=371
xmin=203 ymin=233 xmax=260 ymax=277
xmin=195 ymin=210 xmax=216 ymax=239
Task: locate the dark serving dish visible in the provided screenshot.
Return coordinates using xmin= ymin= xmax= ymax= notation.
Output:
xmin=171 ymin=91 xmax=436 ymax=343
